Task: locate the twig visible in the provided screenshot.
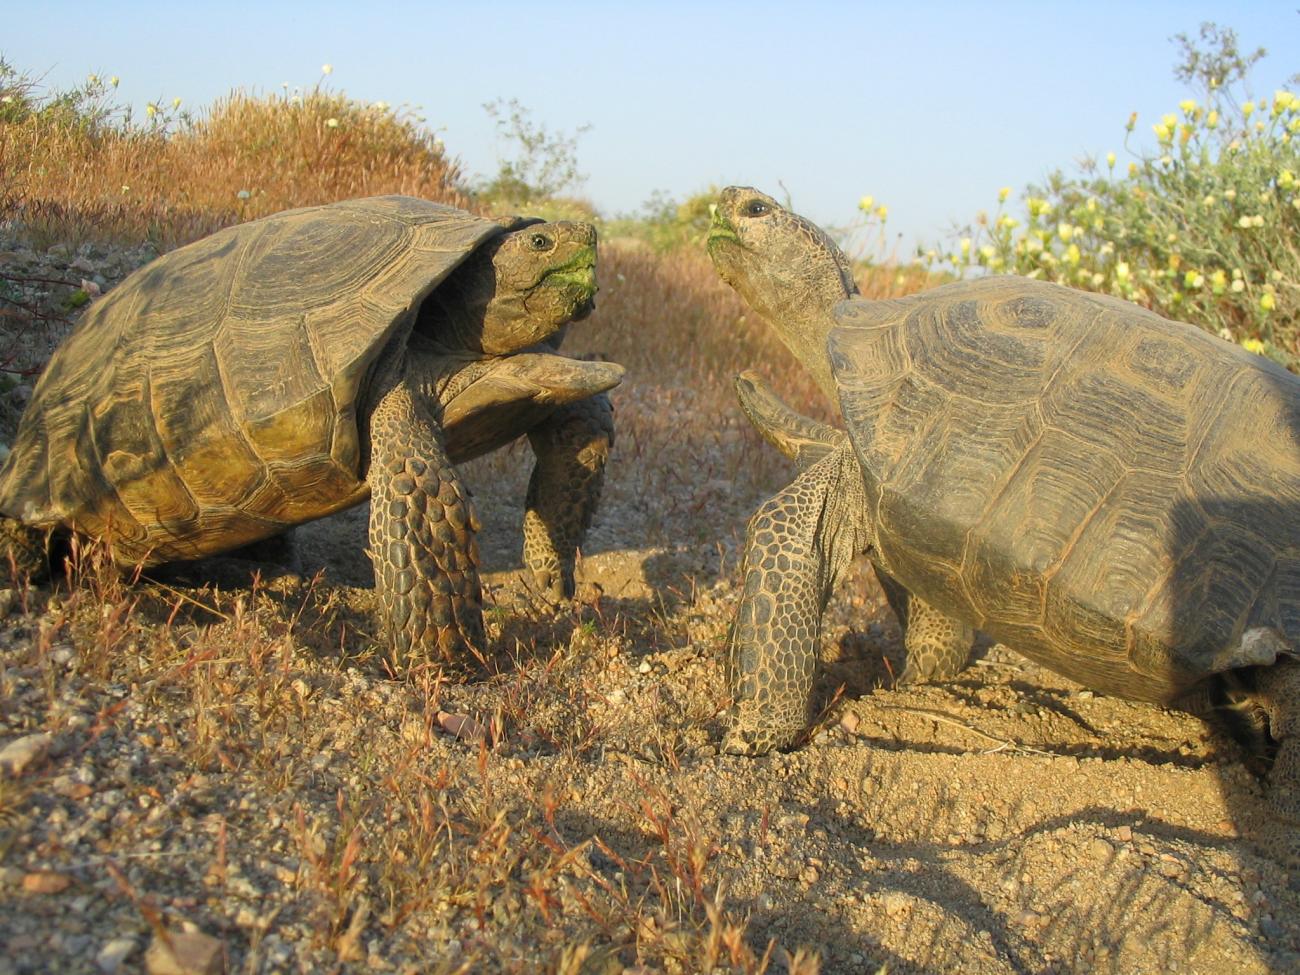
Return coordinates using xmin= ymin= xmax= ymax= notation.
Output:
xmin=875 ymin=703 xmax=1055 ymax=756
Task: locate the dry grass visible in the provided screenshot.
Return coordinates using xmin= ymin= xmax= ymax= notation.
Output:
xmin=1 ymin=87 xmax=468 ymax=249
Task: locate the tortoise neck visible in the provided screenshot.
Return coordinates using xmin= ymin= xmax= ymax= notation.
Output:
xmin=766 ymin=305 xmax=841 ymax=403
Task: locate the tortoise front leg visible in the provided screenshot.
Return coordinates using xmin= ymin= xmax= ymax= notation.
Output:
xmin=368 ymin=377 xmax=484 ymax=667
xmin=724 ymin=443 xmax=870 ymax=755
xmin=522 ymin=391 xmax=614 ymax=602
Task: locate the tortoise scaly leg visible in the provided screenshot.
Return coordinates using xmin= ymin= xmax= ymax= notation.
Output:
xmin=877 ymin=571 xmax=976 ymax=684
xmin=368 ymin=377 xmax=484 ymax=667
xmin=724 ymin=443 xmax=870 ymax=755
xmin=522 ymin=392 xmax=614 ymax=602
xmin=0 ymin=517 xmax=50 ymax=581
xmin=1253 ymin=657 xmax=1300 ymax=825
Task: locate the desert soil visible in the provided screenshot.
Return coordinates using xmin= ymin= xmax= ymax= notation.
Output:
xmin=1 ymin=235 xmax=1298 ymax=974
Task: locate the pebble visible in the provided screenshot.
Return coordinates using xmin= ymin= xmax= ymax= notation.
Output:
xmin=22 ymin=870 xmax=73 ymax=894
xmin=637 ymin=660 xmax=652 ymax=674
xmin=1088 ymin=837 xmax=1114 ymax=860
xmin=144 ymin=929 xmax=225 ymax=975
xmin=96 ymin=937 xmax=138 ymax=974
xmin=0 ymin=732 xmax=53 ymax=776
xmin=881 ymin=892 xmax=912 ymax=918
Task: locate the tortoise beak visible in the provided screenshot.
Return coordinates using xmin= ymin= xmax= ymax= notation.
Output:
xmin=707 ymin=203 xmax=740 ymax=250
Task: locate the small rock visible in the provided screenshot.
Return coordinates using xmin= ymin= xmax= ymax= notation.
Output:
xmin=96 ymin=937 xmax=137 ymax=974
xmin=637 ymin=661 xmax=652 ymax=675
xmin=1015 ymin=909 xmax=1043 ymax=929
xmin=0 ymin=866 xmax=26 ymax=887
xmin=22 ymin=870 xmax=73 ymax=894
xmin=144 ymin=929 xmax=225 ymax=975
xmin=1115 ymin=825 xmax=1133 ymax=842
xmin=882 ymin=892 xmax=911 ymax=918
xmin=839 ymin=711 xmax=861 ymax=734
xmin=1089 ymin=837 xmax=1114 ymax=860
xmin=0 ymin=733 xmax=53 ymax=776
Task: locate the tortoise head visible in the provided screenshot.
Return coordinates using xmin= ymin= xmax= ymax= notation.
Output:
xmin=424 ymin=221 xmax=598 ymax=356
xmin=707 ymin=186 xmax=858 ymax=324
xmin=708 ymin=187 xmax=858 ymax=396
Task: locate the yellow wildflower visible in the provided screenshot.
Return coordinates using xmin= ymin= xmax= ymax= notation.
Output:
xmin=1242 ymin=338 xmax=1266 ymax=354
xmin=998 ymin=187 xmax=1011 ymax=203
xmin=1106 ymin=151 xmax=1116 ymax=169
xmin=1057 ymin=222 xmax=1074 ymax=242
xmin=1260 ymin=291 xmax=1276 ymax=312
xmin=1206 ymin=110 xmax=1219 ymax=129
xmin=1115 ymin=262 xmax=1130 ymax=282
xmin=1243 ymin=101 xmax=1256 ymax=118
xmin=1231 ymin=279 xmax=1246 ymax=293
xmin=858 ymin=195 xmax=874 ymax=212
xmin=875 ymin=205 xmax=888 ymax=222
xmin=325 ymin=117 xmax=340 ymax=128
xmin=1179 ymin=99 xmax=1198 ymax=116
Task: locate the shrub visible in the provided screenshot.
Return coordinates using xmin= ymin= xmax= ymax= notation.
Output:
xmin=925 ymin=23 xmax=1300 ymax=371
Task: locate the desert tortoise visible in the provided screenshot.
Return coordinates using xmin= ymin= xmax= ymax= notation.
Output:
xmin=0 ymin=195 xmax=622 ymax=665
xmin=708 ymin=186 xmax=1300 ymax=815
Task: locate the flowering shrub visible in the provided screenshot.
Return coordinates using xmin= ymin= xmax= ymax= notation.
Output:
xmin=917 ymin=26 xmax=1300 ymax=371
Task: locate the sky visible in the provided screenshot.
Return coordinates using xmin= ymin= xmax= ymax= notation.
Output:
xmin=6 ymin=1 xmax=1300 ymax=255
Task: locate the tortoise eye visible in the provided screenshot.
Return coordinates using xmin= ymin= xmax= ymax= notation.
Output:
xmin=529 ymin=232 xmax=551 ymax=250
xmin=744 ymin=200 xmax=770 ymax=217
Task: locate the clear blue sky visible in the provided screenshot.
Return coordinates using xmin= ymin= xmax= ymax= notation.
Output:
xmin=7 ymin=1 xmax=1300 ymax=254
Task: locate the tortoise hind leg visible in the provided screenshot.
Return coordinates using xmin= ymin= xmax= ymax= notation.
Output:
xmin=522 ymin=392 xmax=613 ymax=602
xmin=1252 ymin=657 xmax=1300 ymax=824
xmin=876 ymin=571 xmax=976 ymax=684
xmin=368 ymin=376 xmax=485 ymax=668
xmin=0 ymin=517 xmax=51 ymax=581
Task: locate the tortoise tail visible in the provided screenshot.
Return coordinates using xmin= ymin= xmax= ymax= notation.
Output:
xmin=734 ymin=370 xmax=847 ymax=472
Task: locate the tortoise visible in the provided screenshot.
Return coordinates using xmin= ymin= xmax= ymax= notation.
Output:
xmin=0 ymin=195 xmax=623 ymax=666
xmin=707 ymin=186 xmax=1300 ymax=815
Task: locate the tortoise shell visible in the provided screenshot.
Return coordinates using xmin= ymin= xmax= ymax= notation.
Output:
xmin=830 ymin=275 xmax=1300 ymax=701
xmin=0 ymin=196 xmax=525 ymax=564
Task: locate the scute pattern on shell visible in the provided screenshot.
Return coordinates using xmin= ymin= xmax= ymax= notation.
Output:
xmin=0 ymin=197 xmax=505 ymax=565
xmin=831 ymin=275 xmax=1300 ymax=700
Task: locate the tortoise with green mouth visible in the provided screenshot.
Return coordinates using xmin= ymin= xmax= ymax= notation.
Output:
xmin=707 ymin=186 xmax=1300 ymax=818
xmin=0 ymin=195 xmax=622 ymax=665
